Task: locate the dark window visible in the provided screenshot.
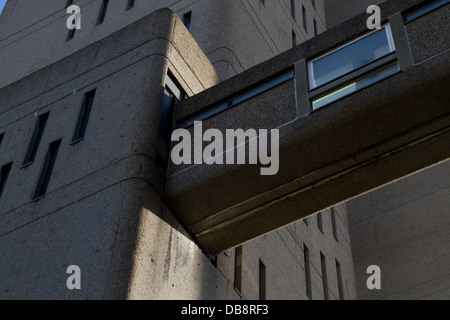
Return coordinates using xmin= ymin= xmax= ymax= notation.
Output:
xmin=303 ymin=216 xmax=308 ymax=226
xmin=311 ymin=0 xmax=316 ymax=9
xmin=234 ymin=246 xmax=243 ymax=296
xmin=72 ymin=89 xmax=96 ymax=144
xmin=32 ymin=140 xmax=61 ymax=201
xmin=183 ymin=12 xmax=192 ymax=31
xmin=23 ymin=112 xmax=50 ymax=167
xmin=331 ymin=208 xmax=338 ymax=241
xmin=404 ymin=0 xmax=448 ymax=23
xmin=317 ymin=212 xmax=323 ymax=233
xmin=260 ymin=0 xmax=265 ymax=6
xmin=259 ymin=260 xmax=266 ymax=300
xmin=314 ymin=18 xmax=318 ymax=36
xmin=0 ymin=162 xmax=13 ymax=199
xmin=320 ymin=252 xmax=329 ymax=300
xmin=0 ymin=133 xmax=4 ymax=147
xmin=66 ymin=0 xmax=74 ymax=8
xmin=336 ymin=259 xmax=344 ymax=300
xmin=302 ymin=6 xmax=308 ymax=32
xmin=67 ymin=27 xmax=76 ymax=41
xmin=292 ymin=30 xmax=297 ymax=48
xmin=97 ymin=0 xmax=109 ymax=24
xmin=127 ymin=0 xmax=135 ymax=10
xmin=291 ymin=0 xmax=296 ymax=20
xmin=304 ymin=244 xmax=312 ymax=299
xmin=159 ymin=74 xmax=185 ymax=143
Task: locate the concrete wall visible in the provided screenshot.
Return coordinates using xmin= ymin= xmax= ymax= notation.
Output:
xmin=0 ymin=5 xmax=356 ymax=300
xmin=0 ymin=0 xmax=326 ymax=87
xmin=325 ymin=0 xmax=385 ymax=29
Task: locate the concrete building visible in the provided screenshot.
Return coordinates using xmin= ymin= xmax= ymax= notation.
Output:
xmin=0 ymin=0 xmax=448 ymax=301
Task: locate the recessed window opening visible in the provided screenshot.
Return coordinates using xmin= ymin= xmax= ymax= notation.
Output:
xmin=127 ymin=0 xmax=136 ymax=10
xmin=97 ymin=0 xmax=109 ymax=24
xmin=32 ymin=140 xmax=61 ymax=201
xmin=259 ymin=260 xmax=266 ymax=300
xmin=159 ymin=74 xmax=185 ymax=143
xmin=23 ymin=112 xmax=50 ymax=167
xmin=304 ymin=244 xmax=312 ymax=299
xmin=234 ymin=246 xmax=243 ymax=296
xmin=72 ymin=89 xmax=96 ymax=144
xmin=404 ymin=0 xmax=449 ymax=23
xmin=183 ymin=11 xmax=192 ymax=31
xmin=308 ymin=24 xmax=396 ymax=90
xmin=0 ymin=162 xmax=13 ymax=199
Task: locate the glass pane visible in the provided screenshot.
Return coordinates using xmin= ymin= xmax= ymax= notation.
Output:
xmin=312 ymin=64 xmax=400 ymax=110
xmin=311 ymin=27 xmax=394 ymax=89
xmin=405 ymin=0 xmax=449 ymax=22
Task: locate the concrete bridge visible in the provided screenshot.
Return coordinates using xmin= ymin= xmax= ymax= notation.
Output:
xmin=164 ymin=0 xmax=450 ymax=255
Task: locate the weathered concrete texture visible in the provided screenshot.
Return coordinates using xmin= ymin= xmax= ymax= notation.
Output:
xmin=347 ymin=159 xmax=450 ymax=300
xmin=0 ymin=9 xmax=221 ymax=299
xmin=406 ymin=4 xmax=450 ymax=63
xmin=0 ymin=0 xmax=327 ymax=87
xmin=166 ymin=2 xmax=450 ymax=255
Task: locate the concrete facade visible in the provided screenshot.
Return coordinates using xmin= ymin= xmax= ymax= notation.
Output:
xmin=0 ymin=0 xmax=356 ymax=300
xmin=0 ymin=0 xmax=448 ymax=301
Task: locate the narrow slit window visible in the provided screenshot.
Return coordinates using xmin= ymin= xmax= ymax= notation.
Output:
xmin=234 ymin=246 xmax=243 ymax=296
xmin=127 ymin=0 xmax=136 ymax=10
xmin=67 ymin=27 xmax=76 ymax=41
xmin=317 ymin=212 xmax=323 ymax=233
xmin=331 ymin=208 xmax=338 ymax=242
xmin=32 ymin=140 xmax=61 ymax=201
xmin=23 ymin=112 xmax=50 ymax=167
xmin=304 ymin=244 xmax=312 ymax=299
xmin=336 ymin=259 xmax=344 ymax=300
xmin=259 ymin=260 xmax=266 ymax=300
xmin=302 ymin=6 xmax=307 ymax=32
xmin=314 ymin=18 xmax=318 ymax=36
xmin=0 ymin=133 xmax=4 ymax=147
xmin=97 ymin=0 xmax=109 ymax=24
xmin=308 ymin=25 xmax=396 ymax=90
xmin=292 ymin=30 xmax=297 ymax=48
xmin=320 ymin=252 xmax=329 ymax=300
xmin=183 ymin=12 xmax=192 ymax=31
xmin=159 ymin=74 xmax=185 ymax=143
xmin=72 ymin=89 xmax=96 ymax=144
xmin=291 ymin=0 xmax=296 ymax=20
xmin=0 ymin=162 xmax=13 ymax=199
xmin=66 ymin=0 xmax=74 ymax=8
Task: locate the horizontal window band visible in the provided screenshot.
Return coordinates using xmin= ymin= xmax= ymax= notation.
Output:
xmin=308 ymin=53 xmax=398 ymax=100
xmin=176 ymin=69 xmax=295 ymax=129
xmin=311 ymin=62 xmax=400 ymax=111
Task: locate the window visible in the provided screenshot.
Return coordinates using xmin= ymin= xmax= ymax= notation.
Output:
xmin=32 ymin=140 xmax=61 ymax=201
xmin=72 ymin=89 xmax=96 ymax=144
xmin=97 ymin=0 xmax=109 ymax=24
xmin=177 ymin=69 xmax=294 ymax=129
xmin=0 ymin=133 xmax=4 ymax=147
xmin=336 ymin=259 xmax=344 ymax=300
xmin=320 ymin=252 xmax=329 ymax=300
xmin=259 ymin=260 xmax=266 ymax=300
xmin=183 ymin=12 xmax=192 ymax=31
xmin=302 ymin=5 xmax=307 ymax=32
xmin=292 ymin=30 xmax=297 ymax=48
xmin=234 ymin=246 xmax=243 ymax=296
xmin=260 ymin=0 xmax=265 ymax=6
xmin=313 ymin=63 xmax=399 ymax=110
xmin=311 ymin=0 xmax=316 ymax=9
xmin=65 ymin=0 xmax=74 ymax=8
xmin=160 ymin=74 xmax=185 ymax=143
xmin=0 ymin=162 xmax=12 ymax=199
xmin=23 ymin=112 xmax=49 ymax=167
xmin=126 ymin=0 xmax=135 ymax=10
xmin=67 ymin=27 xmax=76 ymax=41
xmin=309 ymin=25 xmax=396 ymax=90
xmin=331 ymin=208 xmax=338 ymax=242
xmin=317 ymin=212 xmax=323 ymax=233
xmin=303 ymin=217 xmax=308 ymax=226
xmin=404 ymin=0 xmax=449 ymax=23
xmin=313 ymin=18 xmax=318 ymax=37
xmin=291 ymin=0 xmax=296 ymax=20
xmin=304 ymin=244 xmax=312 ymax=299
